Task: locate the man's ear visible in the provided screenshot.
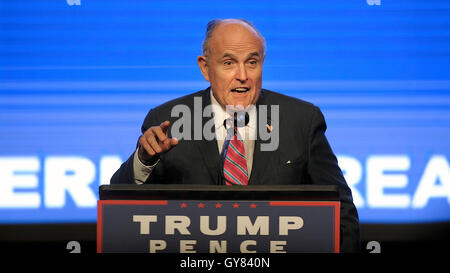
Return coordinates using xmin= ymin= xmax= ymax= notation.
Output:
xmin=197 ymin=55 xmax=210 ymax=82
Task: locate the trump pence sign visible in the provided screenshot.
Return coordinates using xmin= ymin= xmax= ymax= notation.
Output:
xmin=97 ymin=200 xmax=340 ymax=253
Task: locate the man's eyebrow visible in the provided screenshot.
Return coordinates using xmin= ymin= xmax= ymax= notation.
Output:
xmin=220 ymin=52 xmax=261 ymax=59
xmin=247 ymin=52 xmax=261 ymax=58
xmin=221 ymin=53 xmax=237 ymax=59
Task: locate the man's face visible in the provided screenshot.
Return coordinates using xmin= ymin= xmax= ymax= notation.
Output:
xmin=198 ymin=21 xmax=265 ymax=108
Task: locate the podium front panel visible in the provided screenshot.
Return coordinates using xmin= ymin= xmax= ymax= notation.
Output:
xmin=97 ymin=199 xmax=340 ymax=253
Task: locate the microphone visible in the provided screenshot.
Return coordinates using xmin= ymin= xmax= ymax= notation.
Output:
xmin=223 ymin=111 xmax=250 ymax=129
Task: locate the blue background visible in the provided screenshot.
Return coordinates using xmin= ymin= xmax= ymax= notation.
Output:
xmin=1 ymin=0 xmax=449 ymax=224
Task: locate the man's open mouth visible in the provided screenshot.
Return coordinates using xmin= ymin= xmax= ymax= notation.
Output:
xmin=231 ymin=87 xmax=250 ymax=93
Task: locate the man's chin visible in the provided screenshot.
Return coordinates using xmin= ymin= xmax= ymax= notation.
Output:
xmin=227 ymin=101 xmax=251 ymax=109
xmin=226 ymin=96 xmax=254 ymax=108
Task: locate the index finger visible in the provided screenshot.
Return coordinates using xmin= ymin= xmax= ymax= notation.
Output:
xmin=160 ymin=120 xmax=170 ymax=134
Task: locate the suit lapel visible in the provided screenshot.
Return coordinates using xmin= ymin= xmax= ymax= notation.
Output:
xmin=249 ymin=90 xmax=278 ymax=185
xmin=193 ymin=88 xmax=221 ymax=184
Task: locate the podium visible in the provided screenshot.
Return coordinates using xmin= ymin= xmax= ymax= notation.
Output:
xmin=97 ymin=184 xmax=340 ymax=253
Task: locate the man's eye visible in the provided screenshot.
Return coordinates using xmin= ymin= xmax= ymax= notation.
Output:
xmin=224 ymin=61 xmax=233 ymax=66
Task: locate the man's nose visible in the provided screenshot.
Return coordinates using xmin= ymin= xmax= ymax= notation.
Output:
xmin=235 ymin=64 xmax=248 ymax=82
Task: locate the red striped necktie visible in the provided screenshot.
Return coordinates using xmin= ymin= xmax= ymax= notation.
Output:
xmin=223 ymin=120 xmax=248 ymax=186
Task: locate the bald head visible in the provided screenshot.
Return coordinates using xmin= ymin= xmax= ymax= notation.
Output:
xmin=202 ymin=19 xmax=266 ymax=56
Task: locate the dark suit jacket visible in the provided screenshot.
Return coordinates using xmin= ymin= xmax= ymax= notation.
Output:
xmin=111 ymin=87 xmax=361 ymax=252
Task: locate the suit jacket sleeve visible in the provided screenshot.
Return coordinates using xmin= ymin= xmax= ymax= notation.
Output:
xmin=307 ymin=106 xmax=361 ymax=253
xmin=110 ymin=109 xmax=157 ymax=185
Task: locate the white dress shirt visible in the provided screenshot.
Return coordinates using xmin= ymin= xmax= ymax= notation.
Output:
xmin=133 ymin=90 xmax=256 ymax=184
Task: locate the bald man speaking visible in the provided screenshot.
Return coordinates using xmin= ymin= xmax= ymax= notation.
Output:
xmin=110 ymin=19 xmax=361 ymax=252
